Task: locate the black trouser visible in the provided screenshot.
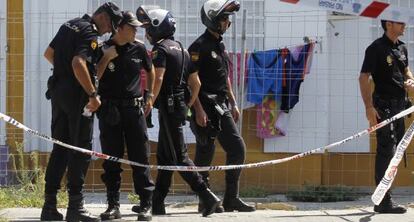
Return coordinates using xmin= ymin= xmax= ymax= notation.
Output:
xmin=99 ymin=102 xmax=154 ymax=195
xmin=155 ymin=104 xmax=207 ymax=196
xmin=45 ymin=89 xmax=93 ymax=196
xmin=373 ymin=94 xmax=405 ymax=201
xmin=190 ymin=105 xmax=246 ymax=199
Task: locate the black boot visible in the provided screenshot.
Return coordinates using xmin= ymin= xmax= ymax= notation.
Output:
xmin=198 ymin=201 xmax=224 ymax=213
xmin=198 ymin=188 xmax=221 ymax=217
xmin=137 ymin=191 xmax=152 ymax=221
xmin=222 ymin=197 xmax=256 ymax=212
xmin=197 ymin=176 xmax=223 ymax=214
xmin=151 ymin=190 xmax=166 ymax=215
xmin=100 ymin=192 xmax=121 ymax=221
xmin=41 ymin=194 xmax=64 ymax=221
xmin=374 ymin=193 xmax=407 ymax=214
xmin=66 ymin=194 xmax=101 ymax=222
xmin=222 ymin=181 xmax=255 ymax=212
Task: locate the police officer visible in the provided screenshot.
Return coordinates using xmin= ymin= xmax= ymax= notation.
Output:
xmin=136 ymin=6 xmax=221 ymax=217
xmin=41 ymin=2 xmax=123 ymax=221
xmin=359 ymin=19 xmax=414 ymax=214
xmin=188 ymin=0 xmax=255 ymax=213
xmin=96 ymin=11 xmax=155 ymax=221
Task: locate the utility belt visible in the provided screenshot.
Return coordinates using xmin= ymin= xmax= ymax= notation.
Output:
xmin=102 ymin=97 xmax=144 ymax=108
xmin=156 ymin=89 xmax=186 ymax=113
xmin=373 ymin=93 xmax=410 ymax=114
xmin=98 ymin=97 xmax=144 ymax=126
xmin=199 ymin=92 xmax=229 ymax=116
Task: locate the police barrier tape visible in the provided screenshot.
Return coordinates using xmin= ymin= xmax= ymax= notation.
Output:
xmin=371 ymin=121 xmax=414 ymax=205
xmin=280 ymin=0 xmax=414 ymax=25
xmin=1 ymin=106 xmax=414 ymax=172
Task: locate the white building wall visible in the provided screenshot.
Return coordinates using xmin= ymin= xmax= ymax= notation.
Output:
xmin=23 ymin=0 xmax=88 ymax=152
xmin=327 ymin=17 xmax=371 ymax=152
xmin=263 ymin=0 xmax=369 ymax=153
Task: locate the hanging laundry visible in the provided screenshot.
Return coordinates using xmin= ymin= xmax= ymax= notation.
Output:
xmin=247 ymin=49 xmax=284 ymax=104
xmin=280 ymin=43 xmax=315 ymax=112
xmin=256 ymin=94 xmax=281 ymax=138
xmin=228 ymin=52 xmax=249 ymax=86
xmin=228 ymin=52 xmax=255 ymax=110
xmin=274 ymin=111 xmax=290 ymax=136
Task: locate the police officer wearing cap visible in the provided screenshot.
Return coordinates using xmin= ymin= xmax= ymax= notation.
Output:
xmin=136 ymin=6 xmax=221 ymax=217
xmin=41 ymin=2 xmax=123 ymax=221
xmin=96 ymin=11 xmax=155 ymax=221
xmin=188 ymin=0 xmax=255 ymax=213
xmin=359 ymin=19 xmax=414 ymax=214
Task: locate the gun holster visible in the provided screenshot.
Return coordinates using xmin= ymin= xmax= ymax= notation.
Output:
xmin=45 ymin=75 xmax=57 ymax=100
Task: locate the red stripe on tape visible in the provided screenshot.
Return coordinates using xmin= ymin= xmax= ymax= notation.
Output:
xmin=280 ymin=0 xmax=300 ymax=3
xmin=360 ymin=1 xmax=389 ymax=18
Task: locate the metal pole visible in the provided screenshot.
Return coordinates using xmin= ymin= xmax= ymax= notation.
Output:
xmin=238 ymin=9 xmax=247 ymax=132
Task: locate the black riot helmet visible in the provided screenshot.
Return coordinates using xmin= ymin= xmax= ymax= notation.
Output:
xmin=136 ymin=6 xmax=176 ymax=44
xmin=95 ymin=2 xmax=123 ymax=32
xmin=201 ymin=0 xmax=240 ymax=34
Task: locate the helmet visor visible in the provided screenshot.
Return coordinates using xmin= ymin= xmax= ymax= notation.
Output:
xmin=136 ymin=6 xmax=152 ymax=28
xmin=221 ymin=0 xmax=240 ymax=15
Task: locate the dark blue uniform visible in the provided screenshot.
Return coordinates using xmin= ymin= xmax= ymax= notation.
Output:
xmin=98 ymin=39 xmax=154 ymax=200
xmin=151 ymin=38 xmax=207 ymax=197
xmin=361 ymin=34 xmax=408 ymax=206
xmin=188 ymin=30 xmax=246 ymax=202
xmin=45 ymin=14 xmax=99 ymax=197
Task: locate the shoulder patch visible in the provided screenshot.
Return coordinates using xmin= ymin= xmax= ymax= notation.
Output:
xmin=191 ymin=53 xmax=199 ymax=62
xmin=91 ymin=39 xmax=98 ymax=50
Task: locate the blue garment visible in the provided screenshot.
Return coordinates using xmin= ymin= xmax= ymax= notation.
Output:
xmin=247 ymin=49 xmax=283 ymax=104
xmin=281 ymin=43 xmax=312 ymax=111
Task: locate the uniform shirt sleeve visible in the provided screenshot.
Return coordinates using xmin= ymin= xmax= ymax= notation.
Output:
xmin=142 ymin=45 xmax=153 ymax=72
xmin=186 ymin=51 xmax=197 ymax=80
xmin=152 ymin=47 xmax=167 ymax=68
xmin=74 ymin=26 xmax=98 ymax=59
xmin=361 ymin=45 xmax=377 ymax=73
xmin=49 ymin=25 xmax=66 ymax=49
xmin=188 ymin=43 xmax=200 ymax=72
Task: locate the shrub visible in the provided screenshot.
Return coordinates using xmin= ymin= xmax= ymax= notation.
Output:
xmin=286 ymin=184 xmax=361 ymax=202
xmin=240 ymin=186 xmax=270 ymax=198
xmin=0 ymin=142 xmax=67 ymax=208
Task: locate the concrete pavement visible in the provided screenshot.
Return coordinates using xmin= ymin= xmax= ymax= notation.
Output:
xmin=1 ymin=193 xmax=413 ymax=222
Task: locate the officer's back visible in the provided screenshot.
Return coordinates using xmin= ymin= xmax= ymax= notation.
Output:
xmin=51 ymin=15 xmax=98 ymax=91
xmin=154 ymin=38 xmax=191 ymax=95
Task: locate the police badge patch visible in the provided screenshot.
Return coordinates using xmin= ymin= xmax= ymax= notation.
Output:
xmin=387 ymin=55 xmax=393 ymax=66
xmin=191 ymin=53 xmax=199 ymax=62
xmin=108 ymin=62 xmax=115 ymax=72
xmin=91 ymin=40 xmax=98 ymax=50
xmin=211 ymin=51 xmax=217 ymax=59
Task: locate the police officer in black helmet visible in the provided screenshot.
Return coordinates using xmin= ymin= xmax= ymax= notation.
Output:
xmin=136 ymin=6 xmax=221 ymax=217
xmin=188 ymin=0 xmax=255 ymax=213
xmin=41 ymin=2 xmax=123 ymax=222
xmin=96 ymin=11 xmax=155 ymax=221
